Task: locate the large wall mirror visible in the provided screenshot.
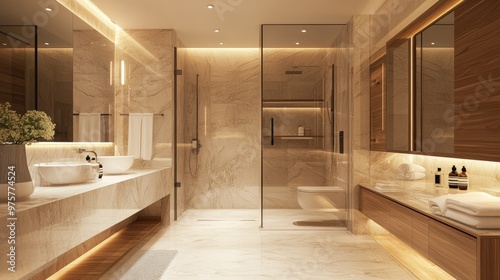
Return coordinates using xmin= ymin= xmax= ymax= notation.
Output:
xmin=0 ymin=0 xmax=114 ymax=142
xmin=414 ymin=12 xmax=454 ymax=155
xmin=381 ymin=0 xmax=500 ymax=162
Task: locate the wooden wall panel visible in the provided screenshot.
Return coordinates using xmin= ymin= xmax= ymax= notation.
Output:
xmin=0 ymin=48 xmax=27 ymax=113
xmin=454 ymin=0 xmax=500 ymax=161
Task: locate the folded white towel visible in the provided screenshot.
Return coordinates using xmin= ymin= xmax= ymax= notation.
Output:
xmin=128 ymin=113 xmax=142 ymax=159
xmin=141 ymin=113 xmax=153 ymax=160
xmin=446 ymin=192 xmax=500 ymax=216
xmin=428 ymin=194 xmax=453 ymax=216
xmin=398 ymin=163 xmax=426 ymax=173
xmin=445 ymin=209 xmax=500 ymax=229
xmin=404 ymin=172 xmax=426 ymax=180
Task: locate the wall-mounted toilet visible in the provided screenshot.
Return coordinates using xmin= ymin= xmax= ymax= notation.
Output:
xmin=297 ymin=186 xmax=345 ymax=212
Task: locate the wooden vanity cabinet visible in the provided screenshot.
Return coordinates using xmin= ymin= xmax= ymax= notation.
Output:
xmin=360 ymin=187 xmax=500 ymax=280
xmin=428 ymin=219 xmax=476 ymax=280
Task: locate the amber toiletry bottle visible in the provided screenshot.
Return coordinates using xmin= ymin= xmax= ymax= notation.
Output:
xmin=448 ymin=165 xmax=458 ymax=188
xmin=458 ymin=166 xmax=468 ymax=190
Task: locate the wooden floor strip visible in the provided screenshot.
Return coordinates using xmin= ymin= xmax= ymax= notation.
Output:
xmin=47 ymin=220 xmax=160 ymax=280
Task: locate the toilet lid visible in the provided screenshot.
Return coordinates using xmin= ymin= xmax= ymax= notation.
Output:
xmin=297 ymin=186 xmax=343 ymax=193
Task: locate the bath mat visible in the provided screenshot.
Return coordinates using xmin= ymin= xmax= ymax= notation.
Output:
xmin=116 ymin=250 xmax=177 ymax=280
xmin=293 ymin=220 xmax=346 ymax=227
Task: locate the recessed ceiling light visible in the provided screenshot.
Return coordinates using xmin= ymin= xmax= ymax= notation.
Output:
xmin=301 ymin=29 xmax=307 ymax=33
xmin=44 ymin=42 xmax=49 ymax=46
xmin=45 ymin=7 xmax=52 ymax=12
xmin=431 ymin=42 xmax=435 ymax=45
xmin=2 ymin=43 xmax=7 ymax=46
xmin=295 ymin=42 xmax=300 ymax=45
xmin=207 ymin=4 xmax=214 ymax=9
xmin=219 ymin=42 xmax=224 ymax=45
xmin=214 ymin=29 xmax=220 ymax=33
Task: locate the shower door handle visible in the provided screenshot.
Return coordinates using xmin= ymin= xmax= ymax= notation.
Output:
xmin=271 ymin=118 xmax=274 ymax=145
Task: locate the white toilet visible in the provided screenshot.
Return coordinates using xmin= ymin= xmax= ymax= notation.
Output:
xmin=297 ymin=186 xmax=345 ymax=212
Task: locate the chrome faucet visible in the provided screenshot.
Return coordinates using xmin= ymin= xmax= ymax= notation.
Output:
xmin=78 ymin=148 xmax=97 ymax=161
xmin=78 ymin=148 xmax=103 ymax=178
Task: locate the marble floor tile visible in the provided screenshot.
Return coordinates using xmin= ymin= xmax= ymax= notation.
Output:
xmin=103 ymin=209 xmax=417 ymax=279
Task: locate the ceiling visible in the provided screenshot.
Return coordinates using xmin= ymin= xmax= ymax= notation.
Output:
xmin=90 ymin=0 xmax=386 ymax=48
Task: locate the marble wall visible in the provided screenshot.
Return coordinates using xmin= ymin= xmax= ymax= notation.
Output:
xmin=114 ymin=29 xmax=175 ymax=164
xmin=350 ymin=0 xmax=434 ymax=232
xmin=180 ymin=48 xmax=261 ymax=209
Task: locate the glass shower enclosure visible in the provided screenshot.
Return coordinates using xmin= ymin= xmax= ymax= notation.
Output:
xmin=260 ymin=24 xmax=350 ymax=229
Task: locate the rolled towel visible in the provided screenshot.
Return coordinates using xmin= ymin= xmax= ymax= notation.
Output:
xmin=396 ymin=171 xmax=406 ymax=180
xmin=398 ymin=163 xmax=426 ymax=173
xmin=445 ymin=209 xmax=500 ymax=229
xmin=428 ymin=194 xmax=453 ymax=216
xmin=446 ymin=192 xmax=500 ymax=216
xmin=403 ymin=172 xmax=426 ymax=180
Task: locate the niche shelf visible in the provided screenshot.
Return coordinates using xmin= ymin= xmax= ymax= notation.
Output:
xmin=263 ymin=99 xmax=324 ymax=108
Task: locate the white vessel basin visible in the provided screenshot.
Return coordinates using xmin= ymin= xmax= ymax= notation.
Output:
xmin=35 ymin=162 xmax=99 ymax=185
xmin=98 ymin=156 xmax=134 ymax=174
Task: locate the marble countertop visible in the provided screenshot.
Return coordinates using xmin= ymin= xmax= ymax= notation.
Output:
xmin=0 ymin=168 xmax=168 ymax=218
xmin=360 ymin=181 xmax=500 ymax=237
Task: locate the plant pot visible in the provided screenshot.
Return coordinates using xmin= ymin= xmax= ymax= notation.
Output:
xmin=0 ymin=144 xmax=34 ymax=202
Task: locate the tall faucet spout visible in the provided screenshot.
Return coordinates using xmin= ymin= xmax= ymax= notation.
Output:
xmin=78 ymin=148 xmax=98 ymax=161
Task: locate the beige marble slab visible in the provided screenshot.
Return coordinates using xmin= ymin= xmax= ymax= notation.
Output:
xmin=0 ymin=168 xmax=170 ymax=280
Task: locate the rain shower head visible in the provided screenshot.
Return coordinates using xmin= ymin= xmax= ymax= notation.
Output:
xmin=285 ymin=70 xmax=303 ymax=74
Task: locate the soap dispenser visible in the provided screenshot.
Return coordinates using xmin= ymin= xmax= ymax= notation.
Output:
xmin=448 ymin=165 xmax=458 ymax=188
xmin=434 ymin=168 xmax=443 ymax=187
xmin=458 ymin=166 xmax=468 ymax=190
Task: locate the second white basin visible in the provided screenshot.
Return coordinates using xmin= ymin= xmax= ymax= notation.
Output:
xmin=98 ymin=156 xmax=134 ymax=174
xmin=35 ymin=162 xmax=99 ymax=185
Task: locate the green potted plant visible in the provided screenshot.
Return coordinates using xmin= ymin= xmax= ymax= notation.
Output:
xmin=0 ymin=102 xmax=56 ymax=201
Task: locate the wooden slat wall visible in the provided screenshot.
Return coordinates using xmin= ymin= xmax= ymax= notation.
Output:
xmin=454 ymin=0 xmax=500 ymax=161
xmin=0 ymin=48 xmax=27 ymax=113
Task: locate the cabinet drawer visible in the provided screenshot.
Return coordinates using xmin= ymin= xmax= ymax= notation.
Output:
xmin=360 ymin=189 xmax=391 ymax=229
xmin=390 ymin=201 xmax=413 ymax=245
xmin=429 ymin=219 xmax=476 ymax=280
xmin=412 ymin=211 xmax=429 ymax=258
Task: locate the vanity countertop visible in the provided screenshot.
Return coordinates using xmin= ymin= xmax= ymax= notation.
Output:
xmin=0 ymin=167 xmax=169 ymax=218
xmin=359 ymin=181 xmax=500 ymax=237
